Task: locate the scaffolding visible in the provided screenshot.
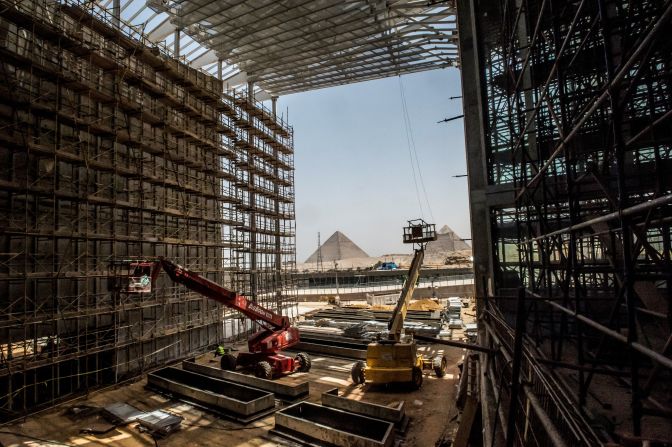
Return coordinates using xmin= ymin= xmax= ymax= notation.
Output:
xmin=0 ymin=0 xmax=296 ymax=420
xmin=458 ymin=0 xmax=672 ymax=444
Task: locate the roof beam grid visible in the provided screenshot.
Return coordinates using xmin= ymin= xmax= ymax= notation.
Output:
xmin=249 ymin=41 xmax=456 ymax=84
xmin=262 ymin=55 xmax=453 ymax=93
xmin=216 ymin=21 xmax=452 ymax=66
xmin=239 ymin=31 xmax=457 ymax=78
xmin=136 ymin=0 xmax=458 ymax=94
xmin=204 ymin=5 xmax=440 ymax=57
xmin=267 ymin=61 xmax=451 ymax=95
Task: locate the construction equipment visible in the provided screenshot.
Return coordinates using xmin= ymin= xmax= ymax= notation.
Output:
xmin=123 ymin=261 xmax=160 ymax=293
xmin=351 ymin=219 xmax=445 ymax=389
xmin=119 ymin=258 xmax=311 ymax=379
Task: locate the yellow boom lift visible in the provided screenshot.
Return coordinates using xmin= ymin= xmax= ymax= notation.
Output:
xmin=351 ymin=219 xmax=447 ymax=389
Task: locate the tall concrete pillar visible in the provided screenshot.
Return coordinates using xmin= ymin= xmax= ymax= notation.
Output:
xmin=174 ymin=29 xmax=181 ymax=57
xmin=112 ymin=0 xmax=120 ymax=28
xmin=456 ymin=0 xmax=500 ymax=445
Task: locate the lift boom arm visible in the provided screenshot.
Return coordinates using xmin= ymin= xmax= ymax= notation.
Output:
xmin=388 ymin=248 xmax=425 ymax=340
xmin=158 ymin=258 xmax=290 ymax=331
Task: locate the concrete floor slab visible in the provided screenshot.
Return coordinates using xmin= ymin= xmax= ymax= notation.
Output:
xmin=0 ymin=342 xmax=462 ymax=447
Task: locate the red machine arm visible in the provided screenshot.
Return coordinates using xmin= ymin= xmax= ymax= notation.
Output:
xmin=144 ymin=258 xmax=309 ymax=377
xmin=158 ymin=258 xmax=290 ymax=331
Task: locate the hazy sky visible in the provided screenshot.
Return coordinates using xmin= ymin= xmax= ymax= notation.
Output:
xmin=275 ymin=68 xmax=469 ymax=262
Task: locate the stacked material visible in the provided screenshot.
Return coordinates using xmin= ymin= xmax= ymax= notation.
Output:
xmin=295 ymin=324 xmax=343 ymax=336
xmin=366 ymin=293 xmax=399 ymax=306
xmin=340 ymin=321 xmax=437 ymax=339
xmin=308 ymin=307 xmax=443 ymax=323
xmin=443 ymin=297 xmax=463 ymax=328
xmin=99 ymin=403 xmax=183 ymax=438
xmin=295 ymin=307 xmax=446 ymax=358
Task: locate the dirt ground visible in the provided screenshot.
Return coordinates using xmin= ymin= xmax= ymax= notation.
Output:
xmin=0 ymin=343 xmax=463 ymax=447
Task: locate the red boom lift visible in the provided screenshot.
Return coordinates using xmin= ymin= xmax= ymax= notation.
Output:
xmin=120 ymin=258 xmax=311 ymax=379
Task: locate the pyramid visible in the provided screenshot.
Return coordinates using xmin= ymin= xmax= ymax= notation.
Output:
xmin=426 ymin=225 xmax=471 ymax=254
xmin=305 ymin=231 xmax=369 ymax=263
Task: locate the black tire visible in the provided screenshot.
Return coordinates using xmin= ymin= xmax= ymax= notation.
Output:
xmin=351 ymin=361 xmax=366 ymax=384
xmin=411 ymin=366 xmax=423 ymax=389
xmin=295 ymin=352 xmax=312 ymax=372
xmin=255 ymin=361 xmax=273 ymax=379
xmin=433 ymin=355 xmax=447 ymax=378
xmin=220 ymin=353 xmax=237 ymax=371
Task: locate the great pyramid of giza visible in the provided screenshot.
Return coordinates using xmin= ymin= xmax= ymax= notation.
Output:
xmin=425 ymin=224 xmax=470 ymax=254
xmin=304 ymin=231 xmax=369 ymax=263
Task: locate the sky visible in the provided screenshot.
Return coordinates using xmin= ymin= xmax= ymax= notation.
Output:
xmin=275 ymin=68 xmax=470 ymax=263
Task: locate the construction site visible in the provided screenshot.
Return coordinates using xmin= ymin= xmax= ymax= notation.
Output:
xmin=0 ymin=0 xmax=670 ymax=446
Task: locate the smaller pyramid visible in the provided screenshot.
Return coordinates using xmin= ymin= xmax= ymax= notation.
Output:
xmin=305 ymin=231 xmax=369 ymax=263
xmin=426 ymin=225 xmax=470 ymax=254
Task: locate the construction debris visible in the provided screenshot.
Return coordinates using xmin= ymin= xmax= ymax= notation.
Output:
xmin=136 ymin=410 xmax=184 ymax=437
xmin=102 ymin=402 xmax=145 ymax=424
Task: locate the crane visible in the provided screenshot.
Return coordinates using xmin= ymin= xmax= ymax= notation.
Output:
xmin=119 ymin=258 xmax=311 ymax=379
xmin=350 ymin=219 xmax=446 ymax=389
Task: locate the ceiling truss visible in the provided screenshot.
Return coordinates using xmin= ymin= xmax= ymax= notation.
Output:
xmin=95 ymin=0 xmax=458 ymax=96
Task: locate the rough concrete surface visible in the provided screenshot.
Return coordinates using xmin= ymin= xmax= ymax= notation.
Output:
xmin=0 ymin=343 xmax=462 ymax=446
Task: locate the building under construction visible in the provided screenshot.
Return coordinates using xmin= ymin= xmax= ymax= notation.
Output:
xmin=460 ymin=0 xmax=672 ymax=444
xmin=0 ymin=0 xmax=670 ymax=446
xmin=0 ymin=0 xmax=297 ymax=419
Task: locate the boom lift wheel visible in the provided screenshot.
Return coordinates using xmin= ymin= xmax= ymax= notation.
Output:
xmin=220 ymin=353 xmax=237 ymax=371
xmin=295 ymin=352 xmax=312 ymax=372
xmin=351 ymin=361 xmax=366 ymax=384
xmin=255 ymin=361 xmax=273 ymax=379
xmin=411 ymin=366 xmax=423 ymax=389
xmin=432 ymin=355 xmax=447 ymax=378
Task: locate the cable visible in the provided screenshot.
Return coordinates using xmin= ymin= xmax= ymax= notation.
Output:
xmin=398 ymin=76 xmax=435 ymax=222
xmin=398 ymin=78 xmax=424 ymax=218
xmin=0 ymin=430 xmax=75 ymax=446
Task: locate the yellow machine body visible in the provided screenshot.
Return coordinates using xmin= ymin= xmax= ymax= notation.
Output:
xmin=363 ymin=341 xmax=423 ymax=384
xmin=351 ymin=220 xmax=442 ymax=389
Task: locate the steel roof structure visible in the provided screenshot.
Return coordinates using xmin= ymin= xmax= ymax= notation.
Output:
xmin=95 ymin=0 xmax=458 ymax=97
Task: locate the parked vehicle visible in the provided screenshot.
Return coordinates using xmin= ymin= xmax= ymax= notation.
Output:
xmin=377 ymin=261 xmax=399 ymax=270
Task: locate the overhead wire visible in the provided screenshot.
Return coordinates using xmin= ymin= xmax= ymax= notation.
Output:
xmin=399 ymin=76 xmax=425 ymax=219
xmin=398 ymin=76 xmax=435 ymax=223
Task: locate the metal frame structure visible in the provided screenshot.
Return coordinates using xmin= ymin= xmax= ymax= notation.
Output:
xmin=0 ymin=0 xmax=296 ymax=420
xmin=90 ymin=0 xmax=458 ymax=96
xmin=459 ymin=0 xmax=672 ymax=444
